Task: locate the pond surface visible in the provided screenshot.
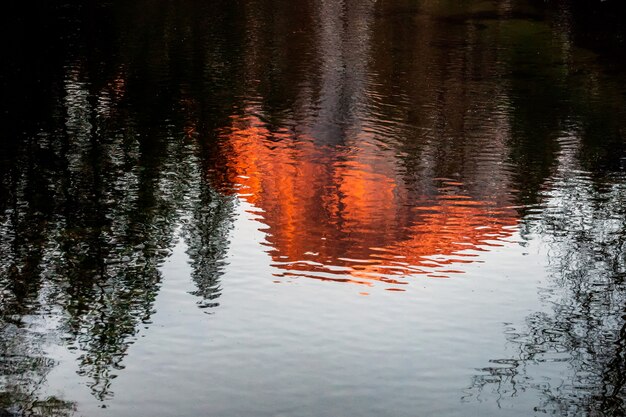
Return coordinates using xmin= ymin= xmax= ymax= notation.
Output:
xmin=1 ymin=0 xmax=626 ymax=416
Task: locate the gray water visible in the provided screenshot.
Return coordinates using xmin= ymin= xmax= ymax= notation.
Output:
xmin=1 ymin=0 xmax=626 ymax=416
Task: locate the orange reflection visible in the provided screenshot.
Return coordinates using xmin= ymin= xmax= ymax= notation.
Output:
xmin=213 ymin=111 xmax=518 ymax=288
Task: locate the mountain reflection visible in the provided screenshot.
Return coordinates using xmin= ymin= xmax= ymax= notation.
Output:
xmin=208 ymin=0 xmax=525 ymax=286
xmin=214 ymin=109 xmax=518 ymax=285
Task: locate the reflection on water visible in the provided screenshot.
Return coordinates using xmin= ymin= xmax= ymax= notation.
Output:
xmin=214 ymin=110 xmax=517 ymax=285
xmin=1 ymin=0 xmax=626 ymax=415
xmin=0 ymin=55 xmax=235 ymax=407
xmin=468 ymin=159 xmax=626 ymax=415
xmin=466 ymin=94 xmax=626 ymax=413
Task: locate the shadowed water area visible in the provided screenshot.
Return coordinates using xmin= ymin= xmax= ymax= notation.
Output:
xmin=1 ymin=0 xmax=626 ymax=416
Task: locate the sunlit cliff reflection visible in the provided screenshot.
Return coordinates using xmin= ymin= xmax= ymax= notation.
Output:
xmin=197 ymin=0 xmax=528 ymax=288
xmin=213 ymin=109 xmax=518 ymax=287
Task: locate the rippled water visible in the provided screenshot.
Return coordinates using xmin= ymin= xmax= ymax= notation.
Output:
xmin=1 ymin=0 xmax=626 ymax=416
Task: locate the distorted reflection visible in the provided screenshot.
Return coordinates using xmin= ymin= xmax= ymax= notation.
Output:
xmin=0 ymin=318 xmax=75 ymax=416
xmin=0 ymin=49 xmax=235 ymax=403
xmin=1 ymin=0 xmax=625 ymax=415
xmin=468 ymin=156 xmax=626 ymax=415
xmin=465 ymin=11 xmax=626 ymax=409
xmin=213 ymin=108 xmax=518 ymax=286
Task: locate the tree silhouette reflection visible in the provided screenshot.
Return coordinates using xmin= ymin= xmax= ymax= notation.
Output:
xmin=465 ymin=13 xmax=626 ymax=409
xmin=0 ymin=0 xmax=240 ymax=405
xmin=467 ymin=172 xmax=626 ymax=415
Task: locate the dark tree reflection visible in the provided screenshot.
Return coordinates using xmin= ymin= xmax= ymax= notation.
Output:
xmin=467 ymin=81 xmax=626 ymax=414
xmin=0 ymin=301 xmax=75 ymax=417
xmin=467 ymin=172 xmax=626 ymax=415
xmin=183 ymin=167 xmax=235 ymax=311
xmin=465 ymin=4 xmax=626 ymax=410
xmin=0 ymin=0 xmax=241 ymax=406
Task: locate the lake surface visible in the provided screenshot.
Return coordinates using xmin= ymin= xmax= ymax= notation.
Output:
xmin=1 ymin=0 xmax=626 ymax=416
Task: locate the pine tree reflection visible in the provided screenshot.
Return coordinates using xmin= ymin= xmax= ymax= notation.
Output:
xmin=0 ymin=0 xmax=240 ymax=404
xmin=468 ymin=168 xmax=626 ymax=415
xmin=183 ymin=174 xmax=235 ymax=311
xmin=0 ymin=321 xmax=75 ymax=416
xmin=465 ymin=13 xmax=626 ymax=409
xmin=0 ymin=125 xmax=75 ymax=416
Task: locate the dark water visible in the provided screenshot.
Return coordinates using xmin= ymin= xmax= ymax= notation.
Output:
xmin=1 ymin=0 xmax=626 ymax=416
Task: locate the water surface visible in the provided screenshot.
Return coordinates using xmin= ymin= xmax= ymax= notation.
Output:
xmin=1 ymin=0 xmax=626 ymax=416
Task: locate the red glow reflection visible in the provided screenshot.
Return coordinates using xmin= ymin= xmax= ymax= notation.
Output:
xmin=213 ymin=111 xmax=518 ymax=287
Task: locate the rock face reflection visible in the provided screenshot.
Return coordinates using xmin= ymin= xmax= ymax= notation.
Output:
xmin=0 ymin=0 xmax=625 ymax=415
xmin=209 ymin=0 xmax=522 ymax=286
xmin=214 ymin=110 xmax=517 ymax=285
